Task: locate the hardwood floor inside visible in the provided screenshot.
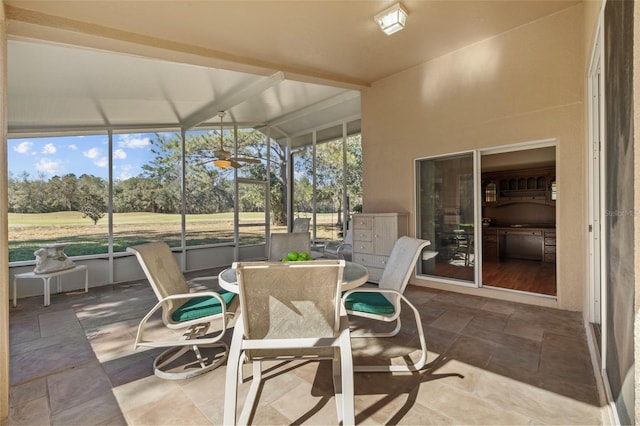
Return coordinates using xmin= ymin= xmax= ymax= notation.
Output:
xmin=482 ymin=258 xmax=557 ymax=296
xmin=428 ymin=254 xmax=557 ymax=296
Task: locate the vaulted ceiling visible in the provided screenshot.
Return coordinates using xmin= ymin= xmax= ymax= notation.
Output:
xmin=4 ymin=0 xmax=579 ymax=146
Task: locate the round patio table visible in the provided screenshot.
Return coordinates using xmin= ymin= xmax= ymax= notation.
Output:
xmin=218 ymin=260 xmax=369 ymax=294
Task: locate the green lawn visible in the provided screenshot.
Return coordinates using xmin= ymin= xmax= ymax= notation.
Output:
xmin=8 ymin=211 xmax=344 ymax=262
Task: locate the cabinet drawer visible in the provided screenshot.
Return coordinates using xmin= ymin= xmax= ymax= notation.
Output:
xmin=353 ymin=253 xmax=389 ymax=269
xmin=352 ymin=241 xmax=373 ymax=253
xmin=544 ymin=245 xmax=556 ymax=254
xmin=544 ymin=253 xmax=556 ymax=263
xmin=484 ymin=234 xmax=497 ymax=243
xmin=354 ymin=229 xmax=372 ymax=242
xmin=353 ymin=216 xmax=373 ymax=230
xmin=544 ymin=237 xmax=556 ymax=246
xmin=544 ymin=231 xmax=556 ymax=238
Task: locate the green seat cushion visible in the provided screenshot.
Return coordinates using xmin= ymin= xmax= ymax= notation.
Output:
xmin=171 ymin=291 xmax=236 ymax=322
xmin=344 ymin=291 xmax=396 ymax=315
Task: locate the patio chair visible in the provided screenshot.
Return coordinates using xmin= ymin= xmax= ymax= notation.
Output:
xmin=268 ymin=231 xmax=311 ymax=260
xmin=324 ymin=227 xmax=353 ymax=261
xmin=127 ymin=242 xmax=236 ymax=380
xmin=342 ymin=236 xmax=431 ymax=373
xmin=224 ymin=260 xmax=354 ymax=425
xmin=292 ymin=217 xmax=311 ymax=232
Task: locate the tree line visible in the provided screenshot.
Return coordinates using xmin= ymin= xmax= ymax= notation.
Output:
xmin=8 ymin=130 xmax=362 ymax=225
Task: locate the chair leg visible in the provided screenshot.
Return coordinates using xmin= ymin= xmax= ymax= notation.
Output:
xmin=153 ymin=342 xmax=228 ymax=380
xmin=238 ymin=361 xmax=263 ymax=425
xmin=224 ymin=319 xmax=245 ymax=425
xmin=353 ymin=296 xmax=428 ymax=373
xmin=338 ymin=317 xmax=355 ymax=425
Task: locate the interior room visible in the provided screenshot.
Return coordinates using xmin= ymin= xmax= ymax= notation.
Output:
xmin=0 ymin=1 xmax=638 ymax=425
xmin=480 ymin=146 xmax=557 ymax=296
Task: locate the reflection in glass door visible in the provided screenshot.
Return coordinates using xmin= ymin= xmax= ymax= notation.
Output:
xmin=416 ymin=153 xmax=475 ymax=283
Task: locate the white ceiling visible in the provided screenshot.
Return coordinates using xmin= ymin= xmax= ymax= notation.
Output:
xmin=4 ymin=0 xmax=580 ymax=146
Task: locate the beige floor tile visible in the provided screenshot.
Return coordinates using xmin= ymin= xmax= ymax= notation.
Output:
xmin=418 ymin=379 xmax=532 ymax=425
xmin=10 ymin=338 xmax=95 ymax=385
xmin=112 ymin=374 xmax=182 ymax=413
xmin=123 ymin=389 xmax=211 ymax=425
xmin=8 ymin=279 xmax=604 ymax=426
xmin=8 ymin=396 xmax=51 ymax=425
xmin=47 ymin=360 xmax=114 ymax=415
xmin=269 ymin=381 xmax=340 ymax=425
xmin=9 ymin=378 xmax=47 ymax=407
xmin=38 ymin=309 xmax=83 ymax=338
xmin=51 ymin=393 xmax=126 ymax=426
xmin=474 ymin=369 xmax=603 ymax=425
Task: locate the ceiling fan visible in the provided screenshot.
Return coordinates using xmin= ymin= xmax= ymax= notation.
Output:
xmin=212 ymin=111 xmax=261 ymax=169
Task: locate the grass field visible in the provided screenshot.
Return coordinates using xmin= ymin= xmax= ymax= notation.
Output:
xmin=8 ymin=211 xmax=344 ymax=262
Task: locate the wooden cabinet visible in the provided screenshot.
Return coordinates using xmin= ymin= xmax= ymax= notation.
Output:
xmin=352 ymin=213 xmax=408 ymax=283
xmin=543 ymin=230 xmax=556 ymax=263
xmin=482 ymin=227 xmax=498 ymax=261
xmin=481 ymin=167 xmax=555 ymax=206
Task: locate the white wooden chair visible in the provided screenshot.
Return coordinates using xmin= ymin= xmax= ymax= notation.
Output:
xmin=292 ymin=217 xmax=311 ymax=232
xmin=127 ymin=242 xmax=236 ymax=380
xmin=224 ymin=260 xmax=354 ymax=425
xmin=268 ymin=232 xmax=311 ymax=260
xmin=342 ymin=236 xmax=431 ymax=372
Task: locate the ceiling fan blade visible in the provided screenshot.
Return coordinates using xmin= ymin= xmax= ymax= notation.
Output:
xmin=231 ymin=157 xmax=261 ymax=164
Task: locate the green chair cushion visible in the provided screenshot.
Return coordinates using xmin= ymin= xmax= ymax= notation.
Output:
xmin=344 ymin=291 xmax=396 ymax=315
xmin=171 ymin=291 xmax=236 ymax=322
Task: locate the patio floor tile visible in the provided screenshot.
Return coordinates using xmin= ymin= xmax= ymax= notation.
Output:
xmin=8 ymin=273 xmax=607 ymax=425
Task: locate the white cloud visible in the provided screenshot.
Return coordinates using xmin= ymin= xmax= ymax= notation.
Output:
xmin=115 ymin=164 xmax=135 ymax=180
xmin=118 ymin=134 xmax=151 ymax=149
xmin=13 ymin=141 xmax=33 ymax=155
xmin=83 ymin=147 xmax=101 ymax=159
xmin=113 ymin=148 xmax=127 ymax=160
xmin=68 ymin=144 xmax=78 ymax=150
xmin=35 ymin=158 xmax=64 ymax=175
xmin=94 ymin=157 xmax=109 ymax=168
xmin=42 ymin=143 xmax=57 ymax=154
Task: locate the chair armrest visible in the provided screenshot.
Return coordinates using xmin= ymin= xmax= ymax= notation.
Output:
xmin=336 ymin=243 xmax=352 ymax=255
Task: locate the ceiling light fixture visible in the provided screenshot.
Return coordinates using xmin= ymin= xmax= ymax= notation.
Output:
xmin=213 ymin=159 xmax=231 ymax=169
xmin=374 ymin=2 xmax=408 ymax=36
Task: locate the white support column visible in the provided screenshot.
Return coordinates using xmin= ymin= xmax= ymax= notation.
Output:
xmin=633 ymin=2 xmax=640 ymax=422
xmin=342 ymin=122 xmax=348 ymax=230
xmin=0 ymin=1 xmax=9 ymax=420
xmin=107 ymin=130 xmax=114 ymax=283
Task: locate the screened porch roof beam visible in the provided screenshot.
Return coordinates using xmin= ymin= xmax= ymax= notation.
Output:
xmin=181 ymin=72 xmax=285 ymax=130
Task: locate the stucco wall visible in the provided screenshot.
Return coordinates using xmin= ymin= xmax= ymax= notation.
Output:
xmin=361 ymin=4 xmax=586 ymax=310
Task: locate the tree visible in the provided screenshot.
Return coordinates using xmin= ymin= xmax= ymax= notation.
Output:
xmin=77 ymin=174 xmax=107 ymax=224
xmin=80 ymin=193 xmax=106 ymax=224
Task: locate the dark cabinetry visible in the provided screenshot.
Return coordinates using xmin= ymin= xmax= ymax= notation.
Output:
xmin=482 ymin=228 xmax=498 ymax=261
xmin=544 ymin=230 xmax=556 ymax=263
xmin=482 ymin=167 xmax=555 ymax=206
xmin=483 ymin=226 xmax=556 ymax=263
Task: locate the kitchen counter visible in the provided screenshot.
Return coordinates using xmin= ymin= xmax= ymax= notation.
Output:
xmin=483 ymin=225 xmax=556 ymax=262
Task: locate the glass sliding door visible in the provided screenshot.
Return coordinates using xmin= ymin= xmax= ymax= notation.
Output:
xmin=416 ymin=153 xmax=475 ymax=283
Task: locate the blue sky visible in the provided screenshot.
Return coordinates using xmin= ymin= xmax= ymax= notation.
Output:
xmin=8 ymin=133 xmax=175 ymax=181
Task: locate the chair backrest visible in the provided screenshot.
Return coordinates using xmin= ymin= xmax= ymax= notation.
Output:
xmin=127 ymin=242 xmax=189 ymax=319
xmin=234 ymin=260 xmax=345 ymax=341
xmin=378 ymin=237 xmax=431 ymax=293
xmin=292 ymin=217 xmax=311 ymax=233
xmin=268 ymin=232 xmax=311 ymax=260
xmin=344 ymin=228 xmax=353 ymax=245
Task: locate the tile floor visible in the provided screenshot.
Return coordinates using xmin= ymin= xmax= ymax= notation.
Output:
xmin=7 ymin=268 xmax=607 ymax=425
